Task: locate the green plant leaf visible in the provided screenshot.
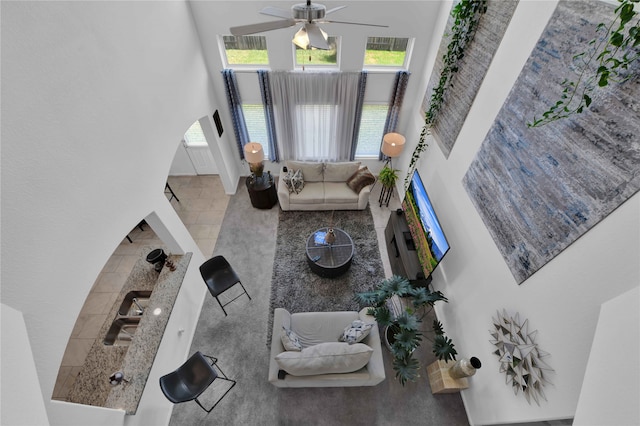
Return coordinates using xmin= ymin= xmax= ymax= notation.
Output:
xmin=396 ymin=311 xmax=420 ymax=331
xmin=433 ymin=335 xmax=457 ymax=361
xmin=392 ymin=355 xmax=420 ymax=386
xmin=432 ymin=319 xmax=445 ymax=335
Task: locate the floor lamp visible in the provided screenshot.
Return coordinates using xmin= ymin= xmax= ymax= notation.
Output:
xmin=381 ymin=132 xmax=406 ymax=169
xmin=378 ymin=132 xmax=406 ymax=207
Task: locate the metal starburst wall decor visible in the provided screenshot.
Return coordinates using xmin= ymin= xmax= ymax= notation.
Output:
xmin=490 ymin=309 xmax=554 ymax=405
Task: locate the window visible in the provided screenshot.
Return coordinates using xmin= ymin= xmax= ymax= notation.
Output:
xmin=355 ymin=104 xmax=389 ymax=157
xmin=242 ymin=104 xmax=270 ymax=157
xmin=364 ymin=37 xmax=411 ymax=68
xmin=295 ymin=104 xmax=336 ymax=159
xmin=294 ymin=36 xmax=339 ymax=68
xmin=184 ymin=120 xmax=207 ymax=147
xmin=222 ymin=35 xmax=269 ymax=66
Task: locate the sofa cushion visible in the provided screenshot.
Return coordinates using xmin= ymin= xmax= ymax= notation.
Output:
xmin=275 ymin=342 xmax=373 ymax=376
xmin=324 ymin=162 xmax=361 ymax=182
xmin=339 ymin=320 xmax=375 ymax=344
xmin=289 ymin=182 xmax=324 ymax=204
xmin=346 ymin=166 xmax=376 ymax=194
xmin=281 ymin=327 xmax=303 ymax=351
xmin=324 ymin=182 xmax=360 ymax=204
xmin=291 ymin=311 xmax=359 ymax=347
xmin=287 ymin=161 xmax=324 ymax=182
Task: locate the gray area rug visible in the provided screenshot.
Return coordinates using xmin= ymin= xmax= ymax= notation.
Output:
xmin=423 ymin=0 xmax=519 ymax=157
xmin=268 ymin=208 xmax=385 ymax=343
xmin=463 ymin=1 xmax=640 ymax=284
xmin=171 ymin=183 xmax=469 ymax=425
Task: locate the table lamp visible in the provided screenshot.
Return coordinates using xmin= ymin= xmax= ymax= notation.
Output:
xmin=244 ymin=142 xmax=264 ymax=177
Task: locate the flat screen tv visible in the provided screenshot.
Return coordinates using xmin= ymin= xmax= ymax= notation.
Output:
xmin=402 ymin=170 xmax=450 ymax=279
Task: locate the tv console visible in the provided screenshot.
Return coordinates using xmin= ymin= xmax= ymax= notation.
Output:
xmin=384 ymin=210 xmax=432 ymax=288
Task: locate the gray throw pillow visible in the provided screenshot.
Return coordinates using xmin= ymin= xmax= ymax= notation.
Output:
xmin=281 ymin=326 xmax=302 ymax=351
xmin=281 ymin=169 xmax=296 ymax=193
xmin=290 ymin=169 xmax=305 ymax=194
xmin=339 ymin=320 xmax=375 ymax=344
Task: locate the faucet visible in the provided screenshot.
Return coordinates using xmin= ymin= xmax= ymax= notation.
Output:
xmin=132 ymin=298 xmax=145 ymax=315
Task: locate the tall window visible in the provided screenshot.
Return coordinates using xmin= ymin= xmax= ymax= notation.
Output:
xmin=222 ymin=35 xmax=269 ymax=66
xmin=364 ymin=37 xmax=411 ymax=68
xmin=355 ymin=104 xmax=389 ymax=157
xmin=242 ymin=104 xmax=270 ymax=157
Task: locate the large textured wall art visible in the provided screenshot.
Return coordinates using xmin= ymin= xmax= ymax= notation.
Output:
xmin=422 ymin=0 xmax=519 ymax=158
xmin=463 ymin=1 xmax=640 ymax=284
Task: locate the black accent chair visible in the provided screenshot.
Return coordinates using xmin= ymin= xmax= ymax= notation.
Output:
xmin=200 ymin=255 xmax=251 ymax=316
xmin=159 ymin=352 xmax=236 ymax=413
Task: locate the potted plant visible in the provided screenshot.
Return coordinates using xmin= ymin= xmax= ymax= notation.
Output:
xmin=356 ymin=275 xmax=457 ymax=385
xmin=378 ymin=166 xmax=398 ymax=189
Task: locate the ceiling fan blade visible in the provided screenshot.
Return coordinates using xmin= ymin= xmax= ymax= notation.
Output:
xmin=260 ymin=6 xmax=293 ymax=20
xmin=305 ymin=23 xmax=330 ymax=50
xmin=325 ymin=5 xmax=347 ymax=15
xmin=323 ymin=20 xmax=389 ymax=28
xmin=230 ymin=19 xmax=296 ymax=36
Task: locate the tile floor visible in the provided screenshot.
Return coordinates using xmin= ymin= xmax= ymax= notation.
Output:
xmin=51 ymin=175 xmax=230 ymax=401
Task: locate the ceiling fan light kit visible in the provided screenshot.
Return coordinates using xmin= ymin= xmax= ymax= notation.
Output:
xmin=230 ymin=0 xmax=387 ymax=51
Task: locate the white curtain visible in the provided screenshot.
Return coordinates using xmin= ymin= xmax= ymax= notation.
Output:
xmin=269 ymin=71 xmax=362 ymax=162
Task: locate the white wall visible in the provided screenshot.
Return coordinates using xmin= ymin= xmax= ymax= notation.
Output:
xmin=1 ymin=304 xmax=51 ymax=426
xmin=573 ymin=286 xmax=640 ymax=426
xmin=402 ymin=1 xmax=640 ymax=424
xmin=1 ymin=1 xmax=217 ymax=424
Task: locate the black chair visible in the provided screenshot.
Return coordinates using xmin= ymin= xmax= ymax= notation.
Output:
xmin=159 ymin=352 xmax=236 ymax=413
xmin=200 ymin=255 xmax=251 ymax=316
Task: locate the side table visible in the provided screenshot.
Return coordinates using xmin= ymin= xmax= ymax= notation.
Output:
xmin=246 ymin=173 xmax=278 ymax=209
xmin=426 ymin=360 xmax=469 ymax=394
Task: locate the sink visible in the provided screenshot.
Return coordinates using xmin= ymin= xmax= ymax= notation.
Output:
xmin=117 ymin=291 xmax=152 ymax=316
xmin=103 ymin=317 xmax=141 ymax=346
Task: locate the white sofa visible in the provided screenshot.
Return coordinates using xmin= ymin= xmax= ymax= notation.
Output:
xmin=277 ymin=161 xmax=374 ymax=211
xmin=268 ymin=308 xmax=386 ymax=388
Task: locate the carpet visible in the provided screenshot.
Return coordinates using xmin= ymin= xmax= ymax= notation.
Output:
xmin=267 ymin=207 xmax=386 ymax=343
xmin=463 ymin=0 xmax=640 ymax=284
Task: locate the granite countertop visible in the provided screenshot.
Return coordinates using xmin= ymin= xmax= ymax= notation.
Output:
xmin=68 ymin=247 xmax=192 ymax=414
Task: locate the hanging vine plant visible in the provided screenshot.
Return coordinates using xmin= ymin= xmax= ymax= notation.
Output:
xmin=405 ymin=0 xmax=488 ymax=190
xmin=528 ymin=0 xmax=640 ymax=128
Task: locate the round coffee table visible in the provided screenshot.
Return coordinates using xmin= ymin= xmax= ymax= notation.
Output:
xmin=306 ymin=228 xmax=354 ymax=278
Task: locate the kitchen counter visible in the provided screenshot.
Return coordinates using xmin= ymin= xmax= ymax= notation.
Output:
xmin=68 ymin=247 xmax=192 ymax=414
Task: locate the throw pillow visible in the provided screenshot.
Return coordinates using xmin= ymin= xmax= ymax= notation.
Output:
xmin=290 ymin=169 xmax=305 ymax=194
xmin=346 ymin=166 xmax=376 ymax=194
xmin=281 ymin=169 xmax=295 ymax=194
xmin=339 ymin=320 xmax=375 ymax=344
xmin=275 ymin=342 xmax=373 ymax=376
xmin=281 ymin=326 xmax=302 ymax=351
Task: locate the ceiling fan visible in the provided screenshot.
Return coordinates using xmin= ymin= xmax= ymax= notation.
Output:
xmin=230 ymin=1 xmax=388 ymax=50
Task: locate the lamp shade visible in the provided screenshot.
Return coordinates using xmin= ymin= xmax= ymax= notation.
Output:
xmin=244 ymin=142 xmax=264 ymax=163
xmin=381 ymin=133 xmax=406 ymax=158
xmin=292 ymin=27 xmax=310 ymax=50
